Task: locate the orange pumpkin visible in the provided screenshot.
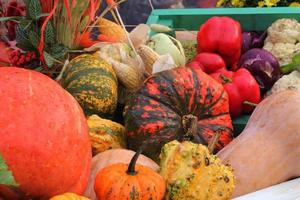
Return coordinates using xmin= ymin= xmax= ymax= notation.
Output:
xmin=94 ymin=148 xmax=166 ymax=200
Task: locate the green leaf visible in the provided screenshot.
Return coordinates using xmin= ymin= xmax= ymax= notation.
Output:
xmin=0 ymin=16 xmax=23 ymax=22
xmin=19 ymin=19 xmax=33 ymax=30
xmin=16 ymin=23 xmax=29 ymax=42
xmin=43 ymin=51 xmax=54 ymax=67
xmin=281 ymin=53 xmax=300 ymax=74
xmin=15 ymin=24 xmax=35 ymax=51
xmin=29 ymin=30 xmax=40 ymax=48
xmin=16 ymin=42 xmax=34 ymax=51
xmin=37 ymin=13 xmax=50 ymax=19
xmin=0 ymin=154 xmax=18 ymax=187
xmin=28 ymin=0 xmax=42 ymax=20
xmin=34 ymin=66 xmax=44 ymax=72
xmin=293 ymin=53 xmax=300 ymax=64
xmin=51 ymin=44 xmax=68 ymax=59
xmin=45 ymin=22 xmax=55 ymax=44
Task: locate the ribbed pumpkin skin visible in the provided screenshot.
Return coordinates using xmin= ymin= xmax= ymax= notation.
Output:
xmin=94 ymin=164 xmax=166 ymax=200
xmin=124 ymin=67 xmax=233 ymax=159
xmin=87 ymin=115 xmax=127 ymax=155
xmin=0 ymin=67 xmax=91 ymax=198
xmin=62 ymin=54 xmax=118 ymax=118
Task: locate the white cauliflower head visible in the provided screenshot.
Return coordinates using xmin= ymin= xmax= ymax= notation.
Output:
xmin=263 ymin=18 xmax=300 ymax=66
xmin=269 ymin=70 xmax=300 ymax=96
xmin=265 ymin=18 xmax=300 ymax=44
xmin=264 ymin=42 xmax=300 ymax=66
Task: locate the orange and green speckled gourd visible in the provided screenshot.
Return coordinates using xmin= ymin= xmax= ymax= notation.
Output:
xmin=61 ymin=54 xmax=118 ymax=118
xmin=87 ymin=114 xmax=127 ymax=155
xmin=159 ymin=116 xmax=235 ymax=200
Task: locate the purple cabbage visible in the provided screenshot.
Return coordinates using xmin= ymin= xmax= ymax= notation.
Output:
xmin=238 ymin=48 xmax=282 ymax=94
xmin=242 ymin=31 xmax=267 ymax=54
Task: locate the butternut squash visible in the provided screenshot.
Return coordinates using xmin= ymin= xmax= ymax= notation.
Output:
xmin=218 ymin=90 xmax=300 ymax=197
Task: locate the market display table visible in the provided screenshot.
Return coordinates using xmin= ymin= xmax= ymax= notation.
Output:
xmin=234 ymin=178 xmax=300 ymax=200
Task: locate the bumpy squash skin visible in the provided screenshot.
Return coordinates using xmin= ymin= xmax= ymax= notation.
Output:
xmin=160 ymin=141 xmax=234 ymax=200
xmin=87 ymin=115 xmax=127 ymax=155
xmin=62 ymin=54 xmax=118 ymax=118
xmin=0 ymin=67 xmax=91 ymax=198
xmin=124 ymin=67 xmax=233 ymax=159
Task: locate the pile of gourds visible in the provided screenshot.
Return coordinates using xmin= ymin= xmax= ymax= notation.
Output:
xmin=2 ymin=16 xmax=300 ymax=200
xmin=57 ymin=17 xmax=300 ymax=200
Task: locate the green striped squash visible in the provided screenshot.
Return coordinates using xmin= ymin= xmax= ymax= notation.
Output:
xmin=61 ymin=54 xmax=118 ymax=118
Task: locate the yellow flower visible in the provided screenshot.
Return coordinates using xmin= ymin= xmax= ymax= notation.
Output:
xmin=216 ymin=0 xmax=226 ymax=7
xmin=231 ymin=0 xmax=245 ymax=7
xmin=264 ymin=0 xmax=280 ymax=7
xmin=290 ymin=2 xmax=300 ymax=7
xmin=258 ymin=1 xmax=265 ymax=7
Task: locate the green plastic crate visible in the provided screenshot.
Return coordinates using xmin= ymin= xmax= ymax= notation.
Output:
xmin=147 ymin=7 xmax=300 ymax=32
xmin=146 ymin=7 xmax=300 ymax=135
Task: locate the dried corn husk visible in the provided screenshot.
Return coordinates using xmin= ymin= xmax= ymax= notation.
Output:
xmin=138 ymin=45 xmax=160 ymax=74
xmin=152 ymin=54 xmax=177 ymax=74
xmin=97 ymin=18 xmax=127 ymax=42
xmin=91 ymin=43 xmax=145 ymax=91
xmin=129 ymin=24 xmax=151 ymax=49
xmin=150 ymin=24 xmax=173 ymax=33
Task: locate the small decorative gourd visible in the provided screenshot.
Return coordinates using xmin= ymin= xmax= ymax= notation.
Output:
xmin=159 ymin=116 xmax=235 ymax=200
xmin=61 ymin=54 xmax=118 ymax=118
xmin=94 ymin=148 xmax=166 ymax=200
xmin=87 ymin=115 xmax=127 ymax=155
xmin=50 ymin=193 xmax=90 ymax=200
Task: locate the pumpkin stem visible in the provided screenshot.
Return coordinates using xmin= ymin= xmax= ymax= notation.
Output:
xmin=182 ymin=114 xmax=207 ymax=144
xmin=127 ymin=145 xmax=145 ymax=176
xmin=208 ymin=132 xmax=221 ymax=154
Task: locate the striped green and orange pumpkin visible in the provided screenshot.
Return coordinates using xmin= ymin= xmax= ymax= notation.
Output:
xmin=124 ymin=67 xmax=233 ymax=160
xmin=87 ymin=114 xmax=127 ymax=155
xmin=61 ymin=54 xmax=118 ymax=118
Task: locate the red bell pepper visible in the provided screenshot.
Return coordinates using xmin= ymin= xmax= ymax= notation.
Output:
xmin=188 ymin=52 xmax=226 ymax=74
xmin=197 ymin=16 xmax=242 ymax=67
xmin=210 ymin=68 xmax=261 ymax=117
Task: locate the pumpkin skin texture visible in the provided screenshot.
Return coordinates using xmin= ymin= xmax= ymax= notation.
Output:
xmin=94 ymin=150 xmax=166 ymax=200
xmin=124 ymin=67 xmax=233 ymax=159
xmin=160 ymin=140 xmax=234 ymax=200
xmin=87 ymin=115 xmax=127 ymax=155
xmin=0 ymin=67 xmax=91 ymax=198
xmin=84 ymin=149 xmax=159 ymax=200
xmin=50 ymin=193 xmax=90 ymax=200
xmin=61 ymin=54 xmax=118 ymax=118
xmin=218 ymin=91 xmax=300 ymax=197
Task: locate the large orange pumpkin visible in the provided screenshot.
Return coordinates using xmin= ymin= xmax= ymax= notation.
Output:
xmin=0 ymin=67 xmax=92 ymax=198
